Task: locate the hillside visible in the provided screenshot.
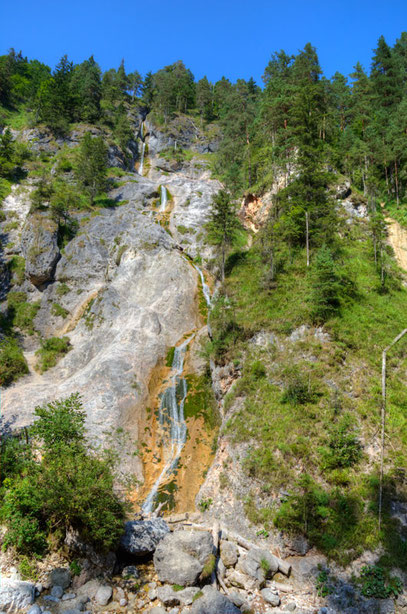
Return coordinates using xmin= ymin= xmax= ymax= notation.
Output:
xmin=1 ymin=36 xmax=407 ymax=614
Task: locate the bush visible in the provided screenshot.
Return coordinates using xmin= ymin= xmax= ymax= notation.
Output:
xmin=1 ymin=394 xmax=126 ymax=555
xmin=7 ymin=291 xmax=40 ymax=333
xmin=0 ymin=338 xmax=29 ymax=386
xmin=35 ymin=336 xmax=71 ymax=372
xmin=320 ymin=415 xmax=362 ymax=470
xmin=358 ymin=565 xmax=402 ymax=599
xmin=281 ymin=365 xmax=315 ymax=405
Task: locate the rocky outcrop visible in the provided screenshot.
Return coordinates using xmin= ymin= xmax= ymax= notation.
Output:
xmin=21 ymin=212 xmax=60 ymax=286
xmin=0 ymin=578 xmax=35 ymax=611
xmin=120 ymin=519 xmax=169 ymax=556
xmin=153 ymin=530 xmax=213 ymax=586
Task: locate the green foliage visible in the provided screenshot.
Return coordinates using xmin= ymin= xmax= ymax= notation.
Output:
xmin=56 ymin=282 xmax=70 ymax=297
xmin=198 ymin=498 xmax=213 ymax=512
xmin=357 ymin=565 xmax=402 ymax=599
xmin=1 ymin=394 xmax=126 ymax=555
xmin=309 ymin=246 xmax=354 ymax=323
xmin=280 ymin=365 xmax=315 ymax=405
xmin=320 ymin=415 xmax=362 ymax=470
xmin=75 ymin=133 xmax=108 ymax=204
xmin=31 ymin=393 xmax=86 ymax=452
xmin=35 ymin=336 xmax=71 ymax=372
xmin=0 ymin=338 xmax=29 ymax=386
xmin=51 ymin=302 xmax=69 ymax=318
xmin=206 ymin=189 xmax=241 ymax=281
xmin=7 ymin=292 xmax=40 ymax=333
xmin=69 ymin=560 xmax=81 ymax=576
xmin=8 ymin=255 xmax=25 ymax=285
xmin=18 ymin=557 xmax=39 ymax=581
xmin=316 ymin=569 xmax=334 ymax=597
xmin=200 ymin=553 xmax=216 ymax=580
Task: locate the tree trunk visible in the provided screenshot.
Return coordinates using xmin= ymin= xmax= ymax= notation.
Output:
xmin=395 ymin=160 xmax=400 ymax=206
xmin=221 ymin=243 xmax=225 ymax=283
xmin=305 ymin=211 xmax=310 ymax=267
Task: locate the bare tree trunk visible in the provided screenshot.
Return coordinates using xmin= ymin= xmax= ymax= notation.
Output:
xmin=395 ymin=160 xmax=400 ymax=206
xmin=379 ymin=329 xmax=407 ymax=532
xmin=305 ymin=212 xmax=310 ymax=267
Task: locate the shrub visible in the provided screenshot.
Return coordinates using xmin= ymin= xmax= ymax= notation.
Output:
xmin=281 ymin=365 xmax=315 ymax=405
xmin=35 ymin=336 xmax=71 ymax=372
xmin=320 ymin=416 xmax=362 ymax=470
xmin=51 ymin=302 xmax=69 ymax=318
xmin=1 ymin=394 xmax=126 ymax=555
xmin=0 ymin=338 xmax=29 ymax=386
xmin=7 ymin=292 xmax=40 ymax=333
xmin=358 ymin=565 xmax=402 ymax=599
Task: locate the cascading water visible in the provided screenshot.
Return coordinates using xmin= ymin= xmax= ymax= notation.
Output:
xmin=139 ymin=141 xmax=146 ymax=175
xmin=192 ymin=263 xmax=212 ymax=308
xmin=160 ymin=185 xmax=168 ymax=212
xmin=142 ymin=335 xmax=194 ymax=513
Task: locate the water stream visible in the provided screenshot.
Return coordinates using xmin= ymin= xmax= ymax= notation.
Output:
xmin=160 ymin=185 xmax=168 ymax=212
xmin=142 ymin=335 xmax=194 ymax=513
xmin=139 ymin=141 xmax=146 ymax=175
xmin=192 ymin=263 xmax=212 ymax=309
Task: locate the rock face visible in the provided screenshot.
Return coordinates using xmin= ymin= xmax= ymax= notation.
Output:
xmin=189 ymin=585 xmax=240 ymax=614
xmin=21 ymin=212 xmax=60 ymax=286
xmin=120 ymin=519 xmax=170 ymax=556
xmin=153 ymin=530 xmax=213 ymax=586
xmin=0 ymin=578 xmax=35 ymax=611
xmin=48 ymin=568 xmax=72 ymax=589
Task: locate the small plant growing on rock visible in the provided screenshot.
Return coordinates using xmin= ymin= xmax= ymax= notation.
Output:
xmin=69 ymin=560 xmax=81 ymax=576
xmin=198 ymin=497 xmax=213 ymax=512
xmin=357 ymin=565 xmax=402 ymax=599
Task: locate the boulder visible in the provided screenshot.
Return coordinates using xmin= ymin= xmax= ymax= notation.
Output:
xmin=28 ymin=606 xmax=42 ymax=614
xmin=121 ymin=518 xmax=170 ymax=556
xmin=153 ymin=530 xmax=213 ymax=587
xmin=260 ymin=588 xmax=281 ymax=606
xmin=189 ymin=585 xmax=240 ymax=614
xmin=0 ymin=579 xmax=35 ymax=611
xmin=225 ymin=569 xmax=257 ymax=592
xmin=122 ymin=565 xmax=139 ymax=578
xmin=21 ymin=212 xmax=60 ymax=286
xmin=239 ymin=547 xmax=279 ymax=584
xmin=49 ymin=568 xmax=72 ymax=590
xmin=94 ymin=585 xmax=112 ymax=606
xmin=51 ymin=585 xmax=64 ymax=598
xmin=157 ymin=585 xmax=200 ymax=607
xmin=220 ymin=542 xmax=238 ymax=567
xmin=149 ymin=608 xmax=166 ymax=614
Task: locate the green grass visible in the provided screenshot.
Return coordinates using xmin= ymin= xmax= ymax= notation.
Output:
xmin=35 ymin=336 xmax=71 ymax=372
xmin=51 ymin=303 xmax=69 ymax=319
xmin=8 ymin=256 xmax=26 ymax=286
xmin=184 ymin=371 xmax=220 ymax=431
xmin=0 ymin=338 xmax=29 ymax=386
xmin=213 ymin=218 xmax=407 ymax=567
xmin=7 ymin=292 xmax=40 ymax=334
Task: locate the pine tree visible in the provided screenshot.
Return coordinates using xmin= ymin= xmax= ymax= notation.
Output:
xmin=75 ymin=133 xmax=107 ymax=204
xmin=206 ymin=190 xmax=240 ymax=282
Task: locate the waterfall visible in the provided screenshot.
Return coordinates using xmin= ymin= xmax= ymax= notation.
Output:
xmin=192 ymin=263 xmax=212 ymax=308
xmin=142 ymin=335 xmax=194 ymax=514
xmin=160 ymin=185 xmax=168 ymax=212
xmin=139 ymin=141 xmax=146 ymax=176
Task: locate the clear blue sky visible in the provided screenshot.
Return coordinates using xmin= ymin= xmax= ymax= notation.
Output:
xmin=1 ymin=0 xmax=406 ymax=83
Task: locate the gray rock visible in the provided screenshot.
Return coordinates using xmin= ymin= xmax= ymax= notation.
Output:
xmin=189 ymin=585 xmax=240 ymax=614
xmin=62 ymin=593 xmax=76 ymax=600
xmin=49 ymin=568 xmax=72 ymax=589
xmin=59 ymin=595 xmax=89 ymax=612
xmin=284 ymin=535 xmax=310 ymax=556
xmin=35 ymin=583 xmax=43 ymax=595
xmin=218 ymin=558 xmax=226 ymax=579
xmin=121 ymin=519 xmax=170 ymax=556
xmin=21 ymin=212 xmax=60 ymax=286
xmin=154 ymin=530 xmax=213 ymax=586
xmin=95 ymin=585 xmax=112 ymax=606
xmin=28 ymin=606 xmax=42 ymax=614
xmin=44 ymin=595 xmax=60 ymax=603
xmin=157 ymin=585 xmax=200 ymax=607
xmin=0 ymin=578 xmax=35 ymax=611
xmin=261 ymin=588 xmax=281 ymax=606
xmin=76 ymin=579 xmax=101 ymax=600
xmin=228 ymin=591 xmax=246 ymax=607
xmin=149 ymin=589 xmax=157 ymax=601
xmin=62 ymin=610 xmax=83 ymax=614
xmin=283 ymin=604 xmax=297 ymax=612
xmin=51 ymin=585 xmax=64 ymax=598
xmin=122 ymin=564 xmax=140 ymax=578
xmin=220 ymin=542 xmax=238 ymax=567
xmin=120 ymin=598 xmax=128 ymax=606
xmin=150 ymin=608 xmax=166 ymax=614
xmin=239 ymin=547 xmax=279 ymax=584
xmin=226 ymin=569 xmax=258 ymax=592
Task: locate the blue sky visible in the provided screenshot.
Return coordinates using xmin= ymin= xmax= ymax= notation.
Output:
xmin=1 ymin=0 xmax=406 ymax=84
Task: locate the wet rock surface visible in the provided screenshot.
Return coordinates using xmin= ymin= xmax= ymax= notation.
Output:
xmin=120 ymin=519 xmax=170 ymax=556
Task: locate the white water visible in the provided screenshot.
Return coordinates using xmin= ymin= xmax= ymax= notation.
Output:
xmin=142 ymin=335 xmax=194 ymax=514
xmin=139 ymin=141 xmax=146 ymax=175
xmin=160 ymin=185 xmax=168 ymax=212
xmin=192 ymin=264 xmax=212 ymax=308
